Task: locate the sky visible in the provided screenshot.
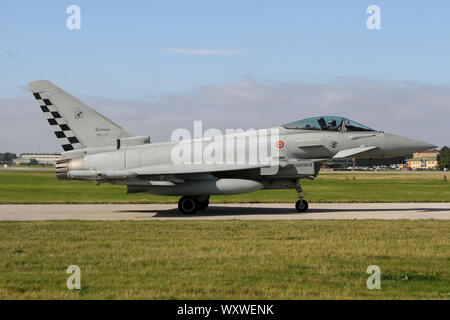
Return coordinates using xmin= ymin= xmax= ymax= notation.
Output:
xmin=1 ymin=1 xmax=450 ymax=153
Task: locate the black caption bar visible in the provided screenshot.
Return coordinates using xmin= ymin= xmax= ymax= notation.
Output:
xmin=1 ymin=300 xmax=445 ymax=319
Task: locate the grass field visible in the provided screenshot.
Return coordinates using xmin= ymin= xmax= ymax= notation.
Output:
xmin=0 ymin=220 xmax=448 ymax=299
xmin=0 ymin=170 xmax=448 ymax=300
xmin=0 ymin=170 xmax=449 ymax=204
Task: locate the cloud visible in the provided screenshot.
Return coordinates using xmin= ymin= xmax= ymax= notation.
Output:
xmin=5 ymin=49 xmax=18 ymax=60
xmin=1 ymin=78 xmax=449 ymax=154
xmin=160 ymin=48 xmax=246 ymax=56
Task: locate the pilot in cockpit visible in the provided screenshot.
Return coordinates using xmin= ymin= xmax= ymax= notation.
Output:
xmin=328 ymin=119 xmax=337 ymax=130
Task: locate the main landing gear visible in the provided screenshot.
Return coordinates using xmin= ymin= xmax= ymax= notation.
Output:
xmin=295 ymin=180 xmax=308 ymax=212
xmin=178 ymin=196 xmax=210 ymax=215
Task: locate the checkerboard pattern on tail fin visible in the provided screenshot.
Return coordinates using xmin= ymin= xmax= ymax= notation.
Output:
xmin=28 ymin=80 xmax=133 ymax=152
xmin=32 ymin=92 xmax=83 ymax=151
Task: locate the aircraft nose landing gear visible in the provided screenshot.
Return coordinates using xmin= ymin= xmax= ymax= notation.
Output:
xmin=295 ymin=180 xmax=309 ymax=212
xmin=295 ymin=199 xmax=308 ymax=212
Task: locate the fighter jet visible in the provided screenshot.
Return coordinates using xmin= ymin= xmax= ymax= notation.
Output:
xmin=29 ymin=80 xmax=436 ymax=214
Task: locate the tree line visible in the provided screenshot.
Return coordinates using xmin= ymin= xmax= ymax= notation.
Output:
xmin=0 ymin=152 xmax=17 ymax=164
xmin=438 ymin=146 xmax=450 ymax=170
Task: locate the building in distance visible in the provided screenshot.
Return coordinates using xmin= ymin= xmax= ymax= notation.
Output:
xmin=13 ymin=153 xmax=61 ymax=165
xmin=407 ymin=151 xmax=439 ymax=169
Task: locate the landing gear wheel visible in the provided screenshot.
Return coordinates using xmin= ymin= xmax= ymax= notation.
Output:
xmin=295 ymin=200 xmax=308 ymax=212
xmin=197 ymin=200 xmax=209 ymax=210
xmin=294 ymin=179 xmax=308 ymax=212
xmin=178 ymin=196 xmax=198 ymax=215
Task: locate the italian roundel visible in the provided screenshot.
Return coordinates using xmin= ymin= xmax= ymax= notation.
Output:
xmin=277 ymin=140 xmax=285 ymax=149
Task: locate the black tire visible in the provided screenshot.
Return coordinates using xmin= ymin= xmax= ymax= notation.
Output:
xmin=295 ymin=200 xmax=308 ymax=212
xmin=178 ymin=197 xmax=198 ymax=214
xmin=197 ymin=200 xmax=209 ymax=210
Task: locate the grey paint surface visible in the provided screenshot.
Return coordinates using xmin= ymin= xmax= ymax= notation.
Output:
xmin=27 ymin=81 xmax=437 ymax=201
xmin=0 ymin=203 xmax=449 ymax=221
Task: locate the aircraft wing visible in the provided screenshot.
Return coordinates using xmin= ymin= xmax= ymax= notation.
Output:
xmin=332 ymin=146 xmax=378 ymax=159
xmin=66 ymin=163 xmax=268 ymax=182
xmin=132 ymin=163 xmax=268 ymax=176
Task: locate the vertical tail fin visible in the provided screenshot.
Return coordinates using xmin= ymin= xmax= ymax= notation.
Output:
xmin=28 ymin=80 xmax=132 ymax=151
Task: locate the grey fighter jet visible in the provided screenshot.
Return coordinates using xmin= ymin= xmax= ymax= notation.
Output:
xmin=29 ymin=80 xmax=436 ymax=214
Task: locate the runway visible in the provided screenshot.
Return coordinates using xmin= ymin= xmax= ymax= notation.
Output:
xmin=0 ymin=203 xmax=449 ymax=220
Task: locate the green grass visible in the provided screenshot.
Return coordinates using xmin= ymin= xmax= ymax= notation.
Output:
xmin=0 ymin=220 xmax=448 ymax=299
xmin=0 ymin=170 xmax=449 ymax=204
xmin=7 ymin=164 xmax=54 ymax=168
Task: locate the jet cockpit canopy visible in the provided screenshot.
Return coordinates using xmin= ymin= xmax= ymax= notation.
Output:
xmin=282 ymin=116 xmax=376 ymax=132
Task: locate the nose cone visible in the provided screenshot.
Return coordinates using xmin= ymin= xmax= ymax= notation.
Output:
xmin=382 ymin=133 xmax=437 ymax=157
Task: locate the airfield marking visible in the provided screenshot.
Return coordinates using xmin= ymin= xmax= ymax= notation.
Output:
xmin=0 ymin=203 xmax=449 ymax=221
